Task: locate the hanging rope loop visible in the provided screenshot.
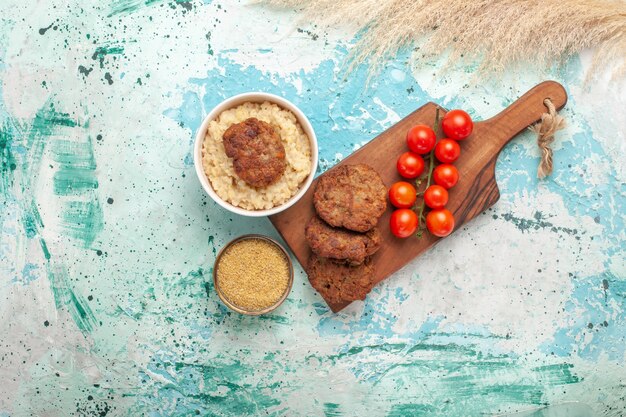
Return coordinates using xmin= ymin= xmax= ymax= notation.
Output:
xmin=530 ymin=98 xmax=566 ymax=179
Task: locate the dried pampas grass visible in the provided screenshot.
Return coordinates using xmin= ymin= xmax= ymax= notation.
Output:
xmin=261 ymin=0 xmax=626 ymax=81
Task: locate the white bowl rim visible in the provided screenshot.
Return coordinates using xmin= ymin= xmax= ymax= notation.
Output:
xmin=193 ymin=92 xmax=319 ymax=217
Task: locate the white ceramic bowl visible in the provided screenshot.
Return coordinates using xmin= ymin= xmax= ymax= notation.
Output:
xmin=193 ymin=92 xmax=318 ymax=217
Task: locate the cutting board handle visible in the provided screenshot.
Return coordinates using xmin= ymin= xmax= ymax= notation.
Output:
xmin=481 ymin=81 xmax=567 ymax=152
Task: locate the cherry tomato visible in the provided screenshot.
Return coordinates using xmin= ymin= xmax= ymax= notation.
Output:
xmin=389 ymin=181 xmax=417 ymax=209
xmin=426 ymin=209 xmax=455 ymax=237
xmin=434 ymin=139 xmax=461 ymax=163
xmin=423 ymin=185 xmax=448 ymax=209
xmin=433 ymin=164 xmax=459 ymax=189
xmin=397 ymin=152 xmax=425 ymax=179
xmin=442 ymin=109 xmax=473 ymax=140
xmin=406 ymin=125 xmax=436 ymax=155
xmin=390 ymin=209 xmax=419 ymax=238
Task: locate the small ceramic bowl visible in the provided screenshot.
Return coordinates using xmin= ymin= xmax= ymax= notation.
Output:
xmin=213 ymin=234 xmax=294 ymax=315
xmin=193 ymin=92 xmax=318 ymax=217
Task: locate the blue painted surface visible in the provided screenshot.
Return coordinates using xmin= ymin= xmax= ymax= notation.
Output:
xmin=0 ymin=1 xmax=624 ymax=416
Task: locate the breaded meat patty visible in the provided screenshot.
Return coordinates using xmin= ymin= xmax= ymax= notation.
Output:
xmin=307 ymin=254 xmax=375 ymax=305
xmin=222 ymin=118 xmax=286 ymax=188
xmin=304 ymin=215 xmax=381 ymax=265
xmin=313 ymin=164 xmax=387 ymax=232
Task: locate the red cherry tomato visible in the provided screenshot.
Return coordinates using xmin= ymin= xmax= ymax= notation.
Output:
xmin=442 ymin=109 xmax=473 ymax=140
xmin=434 ymin=139 xmax=461 ymax=163
xmin=423 ymin=185 xmax=449 ymax=209
xmin=390 ymin=209 xmax=419 ymax=238
xmin=433 ymin=164 xmax=459 ymax=189
xmin=426 ymin=209 xmax=455 ymax=237
xmin=406 ymin=125 xmax=436 ymax=155
xmin=396 ymin=152 xmax=425 ymax=179
xmin=389 ymin=182 xmax=417 ymax=209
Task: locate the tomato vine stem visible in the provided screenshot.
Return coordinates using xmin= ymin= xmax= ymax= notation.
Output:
xmin=415 ymin=107 xmax=441 ymax=236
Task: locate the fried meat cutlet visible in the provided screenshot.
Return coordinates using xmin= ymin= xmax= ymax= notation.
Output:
xmin=307 ymin=254 xmax=375 ymax=305
xmin=222 ymin=118 xmax=286 ymax=188
xmin=305 ymin=215 xmax=381 ymax=265
xmin=313 ymin=164 xmax=387 ymax=232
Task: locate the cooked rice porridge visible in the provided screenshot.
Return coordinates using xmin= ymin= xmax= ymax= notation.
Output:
xmin=202 ymin=101 xmax=312 ymax=210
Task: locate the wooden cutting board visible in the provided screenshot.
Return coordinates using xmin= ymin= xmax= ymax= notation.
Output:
xmin=270 ymin=81 xmax=567 ymax=312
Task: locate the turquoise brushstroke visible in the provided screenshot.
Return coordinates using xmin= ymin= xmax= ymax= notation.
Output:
xmin=61 ymin=196 xmax=104 ymax=247
xmin=46 ymin=264 xmax=98 ymax=333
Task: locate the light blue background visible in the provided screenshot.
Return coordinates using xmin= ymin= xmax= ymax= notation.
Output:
xmin=0 ymin=1 xmax=624 ymax=416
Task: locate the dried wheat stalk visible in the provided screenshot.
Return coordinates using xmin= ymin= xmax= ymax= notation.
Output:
xmin=261 ymin=0 xmax=626 ymax=81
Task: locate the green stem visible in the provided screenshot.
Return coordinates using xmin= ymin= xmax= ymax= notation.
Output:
xmin=417 ymin=151 xmax=435 ymax=226
xmin=415 ymin=107 xmax=441 ymax=236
